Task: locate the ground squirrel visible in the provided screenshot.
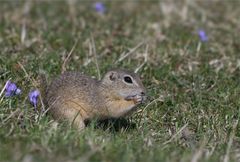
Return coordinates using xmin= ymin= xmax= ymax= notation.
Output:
xmin=44 ymin=69 xmax=146 ymax=130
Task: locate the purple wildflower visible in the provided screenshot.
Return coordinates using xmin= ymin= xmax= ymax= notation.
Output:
xmin=198 ymin=29 xmax=208 ymax=42
xmin=29 ymin=90 xmax=40 ymax=108
xmin=5 ymin=80 xmax=21 ymax=97
xmin=94 ymin=2 xmax=106 ymax=14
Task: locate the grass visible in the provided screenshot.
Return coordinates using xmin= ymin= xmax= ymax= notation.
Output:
xmin=1 ymin=1 xmax=240 ymax=162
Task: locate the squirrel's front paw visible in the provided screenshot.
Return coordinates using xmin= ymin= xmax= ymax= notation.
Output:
xmin=125 ymin=94 xmax=146 ymax=104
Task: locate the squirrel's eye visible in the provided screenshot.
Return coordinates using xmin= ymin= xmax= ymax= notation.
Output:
xmin=124 ymin=76 xmax=133 ymax=84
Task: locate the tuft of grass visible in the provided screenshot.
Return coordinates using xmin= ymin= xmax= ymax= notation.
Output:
xmin=1 ymin=1 xmax=240 ymax=162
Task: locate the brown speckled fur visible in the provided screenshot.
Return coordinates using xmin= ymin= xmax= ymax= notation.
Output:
xmin=44 ymin=69 xmax=146 ymax=130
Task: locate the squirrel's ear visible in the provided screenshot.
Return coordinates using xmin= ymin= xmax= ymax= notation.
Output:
xmin=102 ymin=71 xmax=119 ymax=82
xmin=109 ymin=71 xmax=118 ymax=81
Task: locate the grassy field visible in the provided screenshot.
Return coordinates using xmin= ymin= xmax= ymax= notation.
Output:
xmin=1 ymin=1 xmax=240 ymax=162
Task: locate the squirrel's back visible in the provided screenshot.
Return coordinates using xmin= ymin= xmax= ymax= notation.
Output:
xmin=46 ymin=72 xmax=98 ymax=102
xmin=46 ymin=72 xmax=102 ymax=120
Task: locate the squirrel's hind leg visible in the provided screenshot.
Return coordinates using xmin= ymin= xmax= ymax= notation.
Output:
xmin=49 ymin=101 xmax=86 ymax=131
xmin=63 ymin=107 xmax=86 ymax=131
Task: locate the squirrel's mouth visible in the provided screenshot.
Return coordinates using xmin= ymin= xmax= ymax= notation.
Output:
xmin=124 ymin=94 xmax=146 ymax=104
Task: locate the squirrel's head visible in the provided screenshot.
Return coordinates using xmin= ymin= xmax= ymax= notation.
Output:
xmin=101 ymin=69 xmax=146 ymax=105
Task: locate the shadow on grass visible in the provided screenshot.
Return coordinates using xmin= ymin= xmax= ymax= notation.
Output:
xmin=85 ymin=118 xmax=136 ymax=132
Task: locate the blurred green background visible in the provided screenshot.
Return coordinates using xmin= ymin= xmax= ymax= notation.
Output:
xmin=1 ymin=1 xmax=240 ymax=162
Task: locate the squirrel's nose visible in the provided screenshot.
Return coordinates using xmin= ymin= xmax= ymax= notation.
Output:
xmin=140 ymin=91 xmax=145 ymax=96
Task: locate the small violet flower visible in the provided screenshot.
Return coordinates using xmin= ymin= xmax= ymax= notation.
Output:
xmin=5 ymin=80 xmax=21 ymax=97
xmin=29 ymin=90 xmax=40 ymax=108
xmin=94 ymin=2 xmax=106 ymax=14
xmin=198 ymin=29 xmax=208 ymax=42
